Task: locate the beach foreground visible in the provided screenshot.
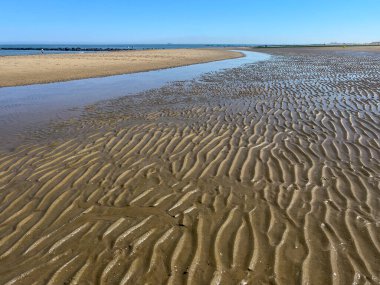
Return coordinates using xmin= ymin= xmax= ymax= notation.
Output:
xmin=0 ymin=49 xmax=242 ymax=87
xmin=0 ymin=48 xmax=379 ymax=284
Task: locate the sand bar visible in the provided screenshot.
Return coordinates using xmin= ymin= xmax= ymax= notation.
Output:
xmin=0 ymin=49 xmax=242 ymax=87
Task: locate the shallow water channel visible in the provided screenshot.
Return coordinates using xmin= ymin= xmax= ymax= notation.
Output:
xmin=0 ymin=50 xmax=270 ymax=144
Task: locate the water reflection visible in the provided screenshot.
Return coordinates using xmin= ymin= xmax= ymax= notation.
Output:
xmin=0 ymin=51 xmax=270 ymax=140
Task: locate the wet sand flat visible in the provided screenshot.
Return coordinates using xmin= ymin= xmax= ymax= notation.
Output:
xmin=0 ymin=48 xmax=379 ymax=284
xmin=0 ymin=49 xmax=242 ymax=87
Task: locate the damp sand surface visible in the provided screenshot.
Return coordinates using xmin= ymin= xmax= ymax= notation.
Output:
xmin=0 ymin=48 xmax=379 ymax=284
xmin=0 ymin=48 xmax=242 ymax=87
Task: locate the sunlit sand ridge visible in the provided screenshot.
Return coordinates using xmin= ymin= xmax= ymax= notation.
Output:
xmin=0 ymin=48 xmax=379 ymax=284
xmin=0 ymin=49 xmax=242 ymax=87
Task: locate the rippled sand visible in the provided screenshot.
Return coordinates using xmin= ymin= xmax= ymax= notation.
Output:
xmin=0 ymin=48 xmax=379 ymax=284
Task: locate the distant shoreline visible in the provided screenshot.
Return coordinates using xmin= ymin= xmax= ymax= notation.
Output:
xmin=2 ymin=44 xmax=380 ymax=56
xmin=2 ymin=44 xmax=380 ymax=50
xmin=0 ymin=47 xmax=136 ymax=52
xmin=0 ymin=44 xmax=240 ymax=57
xmin=253 ymin=44 xmax=380 ymax=49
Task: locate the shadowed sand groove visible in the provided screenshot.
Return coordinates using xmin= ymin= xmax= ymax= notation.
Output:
xmin=0 ymin=48 xmax=380 ymax=284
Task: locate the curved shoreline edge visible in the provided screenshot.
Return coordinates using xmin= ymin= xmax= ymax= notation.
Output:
xmin=0 ymin=49 xmax=243 ymax=88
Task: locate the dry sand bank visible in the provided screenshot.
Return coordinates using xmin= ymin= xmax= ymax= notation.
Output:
xmin=0 ymin=48 xmax=379 ymax=284
xmin=0 ymin=49 xmax=242 ymax=87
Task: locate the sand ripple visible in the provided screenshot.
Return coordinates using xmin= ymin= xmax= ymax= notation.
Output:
xmin=0 ymin=49 xmax=379 ymax=284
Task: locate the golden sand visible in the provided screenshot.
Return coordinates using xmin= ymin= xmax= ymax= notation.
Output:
xmin=0 ymin=49 xmax=242 ymax=87
xmin=0 ymin=48 xmax=379 ymax=284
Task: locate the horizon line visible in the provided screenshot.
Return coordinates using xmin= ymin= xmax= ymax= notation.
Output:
xmin=1 ymin=41 xmax=379 ymax=46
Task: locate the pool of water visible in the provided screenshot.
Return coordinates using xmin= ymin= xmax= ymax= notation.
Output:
xmin=0 ymin=50 xmax=270 ymax=143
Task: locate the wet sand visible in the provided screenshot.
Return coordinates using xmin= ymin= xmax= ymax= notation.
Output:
xmin=0 ymin=48 xmax=379 ymax=284
xmin=252 ymin=45 xmax=380 ymax=53
xmin=0 ymin=49 xmax=242 ymax=87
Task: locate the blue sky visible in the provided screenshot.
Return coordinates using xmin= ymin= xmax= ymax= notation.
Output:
xmin=1 ymin=0 xmax=379 ymax=44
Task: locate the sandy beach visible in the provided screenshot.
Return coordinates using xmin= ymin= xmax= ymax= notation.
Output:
xmin=0 ymin=47 xmax=379 ymax=284
xmin=0 ymin=49 xmax=242 ymax=87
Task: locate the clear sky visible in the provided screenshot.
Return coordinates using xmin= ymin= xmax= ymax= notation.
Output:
xmin=1 ymin=0 xmax=379 ymax=44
